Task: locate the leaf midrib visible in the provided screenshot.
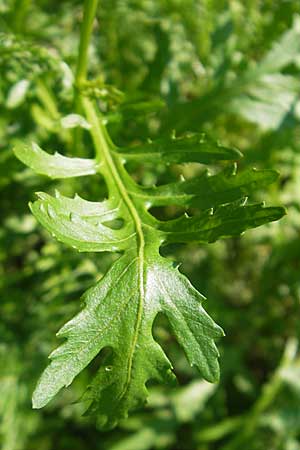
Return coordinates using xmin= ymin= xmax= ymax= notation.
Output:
xmin=83 ymin=97 xmax=145 ymax=401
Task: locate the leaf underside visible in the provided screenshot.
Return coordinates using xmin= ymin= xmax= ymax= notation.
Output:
xmin=14 ymin=127 xmax=285 ymax=428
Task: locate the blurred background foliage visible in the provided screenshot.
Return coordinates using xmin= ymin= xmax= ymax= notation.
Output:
xmin=1 ymin=0 xmax=300 ymax=449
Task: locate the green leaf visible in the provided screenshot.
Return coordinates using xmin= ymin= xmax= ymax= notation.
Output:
xmin=229 ymin=74 xmax=300 ymax=130
xmin=127 ymin=166 xmax=279 ymax=208
xmin=14 ymin=97 xmax=285 ymax=428
xmin=164 ymin=16 xmax=300 ymax=132
xmin=13 ymin=142 xmax=99 ymax=178
xmin=30 ymin=192 xmax=135 ymax=252
xmin=157 ymin=200 xmax=285 ymax=244
xmin=32 ymin=250 xmax=222 ymax=429
xmin=118 ymin=132 xmax=242 ymax=164
xmin=257 ymin=15 xmax=300 ymax=73
xmin=228 ymin=16 xmax=300 ymax=130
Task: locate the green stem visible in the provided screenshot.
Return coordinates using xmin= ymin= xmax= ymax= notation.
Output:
xmin=75 ymin=0 xmax=99 ymax=86
xmin=76 ymin=0 xmax=145 ymax=399
xmin=83 ymin=97 xmax=145 ymax=401
xmin=73 ymin=0 xmax=99 ymax=155
xmin=13 ymin=0 xmax=31 ymax=34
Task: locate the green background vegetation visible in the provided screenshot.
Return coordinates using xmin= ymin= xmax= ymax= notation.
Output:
xmin=1 ymin=0 xmax=300 ymax=449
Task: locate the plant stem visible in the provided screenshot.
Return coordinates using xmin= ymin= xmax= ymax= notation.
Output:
xmin=78 ymin=0 xmax=146 ymax=397
xmin=13 ymin=0 xmax=31 ymax=34
xmin=75 ymin=0 xmax=99 ymax=86
xmin=73 ymin=0 xmax=99 ymax=155
xmin=83 ymin=97 xmax=146 ymax=400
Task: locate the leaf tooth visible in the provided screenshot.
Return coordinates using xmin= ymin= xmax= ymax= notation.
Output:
xmin=36 ymin=191 xmax=48 ymax=200
xmin=48 ymin=346 xmax=62 ymax=359
xmin=47 ymin=205 xmax=56 ymax=219
xmin=224 ymin=163 xmax=237 ymax=177
xmin=31 ymin=142 xmax=39 ymax=153
xmin=145 ymin=200 xmax=152 ymax=209
xmin=54 ymin=189 xmax=61 ymax=198
xmin=56 ymin=320 xmax=75 ymax=337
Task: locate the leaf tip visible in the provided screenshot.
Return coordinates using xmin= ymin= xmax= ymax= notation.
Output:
xmin=276 ymin=206 xmax=287 ymax=219
xmin=32 ymin=389 xmax=47 ymax=410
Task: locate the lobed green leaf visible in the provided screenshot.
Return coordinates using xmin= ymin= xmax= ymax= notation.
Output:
xmin=127 ymin=166 xmax=279 ymax=208
xmin=30 ymin=193 xmax=135 ymax=252
xmin=33 ymin=251 xmax=223 ymax=428
xmin=117 ymin=133 xmax=242 ymax=164
xmin=158 ymin=201 xmax=286 ymax=244
xmin=14 ymin=102 xmax=285 ymax=428
xmin=13 ymin=142 xmax=99 ymax=179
